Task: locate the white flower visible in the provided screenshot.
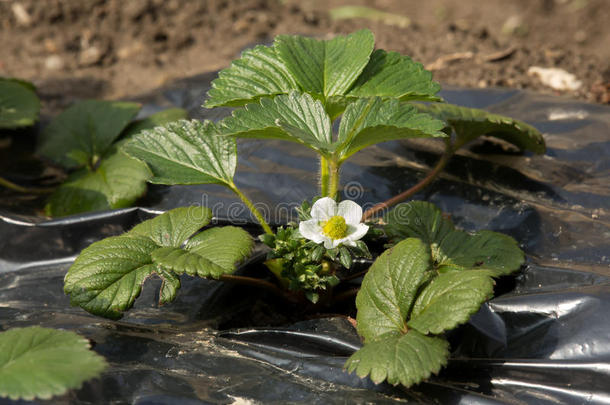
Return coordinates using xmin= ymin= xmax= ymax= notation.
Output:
xmin=299 ymin=197 xmax=369 ymax=249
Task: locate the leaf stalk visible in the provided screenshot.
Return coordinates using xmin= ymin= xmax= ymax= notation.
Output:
xmin=0 ymin=175 xmax=54 ymax=194
xmin=229 ymin=183 xmax=274 ymax=235
xmin=362 ymin=139 xmax=453 ymax=221
xmin=320 ymin=156 xmax=330 ymax=196
xmin=328 ymin=158 xmax=341 ymax=200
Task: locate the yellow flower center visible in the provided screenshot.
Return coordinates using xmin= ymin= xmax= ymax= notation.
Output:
xmin=321 ymin=215 xmax=348 ymax=240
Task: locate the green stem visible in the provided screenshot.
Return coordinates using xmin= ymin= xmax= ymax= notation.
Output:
xmin=320 ymin=156 xmax=330 ymax=197
xmin=328 ymin=158 xmax=340 ymax=200
xmin=0 ymin=176 xmax=54 ymax=194
xmin=362 ymin=139 xmax=454 ymax=221
xmin=229 ymin=182 xmax=274 ymax=235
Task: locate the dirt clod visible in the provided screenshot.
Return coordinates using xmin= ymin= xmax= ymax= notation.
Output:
xmin=1 ymin=0 xmax=608 ymax=112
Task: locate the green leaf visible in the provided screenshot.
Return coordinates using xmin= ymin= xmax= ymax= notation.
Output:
xmin=153 ymin=226 xmax=254 ymax=279
xmin=152 ymin=247 xmax=228 ymax=278
xmin=275 ymin=29 xmax=375 ymax=98
xmin=45 ymin=171 xmax=109 ymax=217
xmin=347 ymin=49 xmax=441 ymax=102
xmin=45 ymin=149 xmax=150 ymax=217
xmin=205 ymin=45 xmax=299 ymax=108
xmin=128 ymin=206 xmax=212 ymax=247
xmin=434 ymin=230 xmax=525 ymax=276
xmin=123 ymin=119 xmax=237 ymax=186
xmin=0 ymin=78 xmax=40 ymax=129
xmin=385 ymin=201 xmax=524 ymax=276
xmin=65 ymin=207 xmax=215 ymax=318
xmin=218 ymin=92 xmax=333 ymax=155
xmin=416 ymin=103 xmax=545 ymax=154
xmin=152 ymin=227 xmax=253 ymax=278
xmin=355 ymin=238 xmax=430 ymax=342
xmin=205 ymin=30 xmax=440 ymax=116
xmin=122 ymin=108 xmax=188 ymax=139
xmin=338 ymin=245 xmax=353 ymax=269
xmin=0 ymin=327 xmax=106 ymax=401
xmin=345 ymin=330 xmax=449 ymax=387
xmin=99 ymin=151 xmax=151 ymax=207
xmin=186 ymin=226 xmax=254 ymax=270
xmin=336 ymin=97 xmax=447 ymax=161
xmin=384 ymin=200 xmax=454 ymax=246
xmin=38 ymin=100 xmax=141 ymax=168
xmin=64 ymin=235 xmax=160 ymax=319
xmin=158 ymin=268 xmax=181 ymax=305
xmin=408 ymin=270 xmax=495 ymax=334
xmin=3 ymin=77 xmax=37 ymax=92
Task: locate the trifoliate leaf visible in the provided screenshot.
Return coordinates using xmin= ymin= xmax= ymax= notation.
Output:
xmin=416 ymin=103 xmax=545 ymax=154
xmin=355 ymin=238 xmax=430 ymax=342
xmin=408 ymin=271 xmax=495 ymax=334
xmin=218 ymin=92 xmax=333 ymax=156
xmin=186 ymin=226 xmax=254 ymax=270
xmin=65 ymin=207 xmax=217 ymax=318
xmin=44 ymin=149 xmax=150 ymax=217
xmin=384 ymin=200 xmax=454 ymax=246
xmin=336 ymin=97 xmax=447 ymax=161
xmin=205 ymin=30 xmax=439 ymax=117
xmin=345 ymin=330 xmax=449 ymax=387
xmin=347 ymin=50 xmax=441 ymax=102
xmin=385 ymin=201 xmax=524 ymax=276
xmin=37 ymin=100 xmax=141 ymax=168
xmin=121 ymin=108 xmax=188 ymax=139
xmin=0 ymin=327 xmax=106 ymax=401
xmin=0 ymin=78 xmax=40 ymax=129
xmin=128 ymin=206 xmax=212 ymax=247
xmin=205 ymin=45 xmax=299 ymax=108
xmin=123 ymin=119 xmax=237 ymax=186
xmin=275 ymin=29 xmax=374 ymax=98
xmin=64 ymin=235 xmax=160 ymax=319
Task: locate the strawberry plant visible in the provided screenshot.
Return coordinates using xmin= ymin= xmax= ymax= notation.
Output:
xmin=63 ymin=29 xmax=544 ymax=390
xmin=37 ymin=102 xmax=187 ymax=216
xmin=0 ymin=82 xmax=188 ymax=216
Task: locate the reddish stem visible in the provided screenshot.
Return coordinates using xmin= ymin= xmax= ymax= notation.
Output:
xmin=362 ymin=142 xmax=453 ymax=221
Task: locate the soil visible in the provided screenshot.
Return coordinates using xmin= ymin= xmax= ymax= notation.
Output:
xmin=1 ymin=0 xmax=610 ymax=115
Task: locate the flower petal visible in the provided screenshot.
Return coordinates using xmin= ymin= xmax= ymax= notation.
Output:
xmin=337 ymin=200 xmax=363 ymax=225
xmin=324 ymin=237 xmax=341 ymax=249
xmin=347 ymin=223 xmax=369 ymax=242
xmin=299 ymin=220 xmax=325 ymax=244
xmin=339 ymin=238 xmax=357 ymax=247
xmin=310 ymin=197 xmax=337 ymax=221
xmin=330 ymin=236 xmax=350 ymax=247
